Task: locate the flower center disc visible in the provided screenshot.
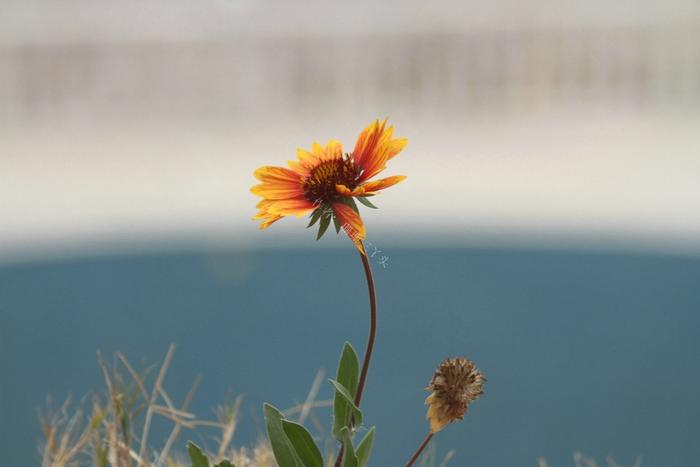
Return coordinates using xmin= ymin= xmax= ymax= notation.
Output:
xmin=302 ymin=157 xmax=359 ymax=205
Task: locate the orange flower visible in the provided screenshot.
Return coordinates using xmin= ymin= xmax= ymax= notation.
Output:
xmin=251 ymin=119 xmax=407 ymax=252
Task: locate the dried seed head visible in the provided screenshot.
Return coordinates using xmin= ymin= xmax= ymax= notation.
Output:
xmin=425 ymin=357 xmax=485 ymax=433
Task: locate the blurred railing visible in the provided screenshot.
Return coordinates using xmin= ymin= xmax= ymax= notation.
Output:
xmin=1 ymin=26 xmax=699 ymax=119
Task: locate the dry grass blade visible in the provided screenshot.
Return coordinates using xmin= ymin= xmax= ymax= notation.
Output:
xmin=116 ymin=352 xmax=149 ymax=401
xmin=150 ymin=404 xmax=196 ymax=420
xmin=149 ymin=405 xmax=196 ymax=428
xmin=154 ymin=376 xmax=201 ymax=467
xmin=297 ymin=369 xmax=324 ymax=425
xmin=308 ymin=410 xmax=326 ymax=440
xmin=605 ymin=454 xmax=643 ymax=467
xmin=438 ymin=449 xmax=455 ymax=467
xmin=138 ymin=343 xmax=176 ymax=466
xmin=39 ymin=346 xmax=333 ymax=467
xmin=39 ymin=398 xmax=103 ymax=467
xmin=216 ymin=394 xmax=244 ymax=459
xmin=417 ymin=441 xmax=436 ymax=467
xmin=574 ymin=452 xmax=599 ymax=467
xmin=281 ymin=400 xmax=333 ymax=418
xmin=97 ymin=350 xmax=129 ymax=467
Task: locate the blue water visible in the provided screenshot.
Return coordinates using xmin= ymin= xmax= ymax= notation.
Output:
xmin=1 ymin=246 xmax=699 ymax=466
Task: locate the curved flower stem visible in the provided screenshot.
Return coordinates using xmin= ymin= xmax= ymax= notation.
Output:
xmin=354 ymin=240 xmax=377 ymax=407
xmin=405 ymin=432 xmax=434 ymax=467
xmin=333 ymin=240 xmax=377 ymax=467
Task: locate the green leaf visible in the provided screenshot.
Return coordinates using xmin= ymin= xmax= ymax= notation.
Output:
xmin=307 ymin=208 xmax=323 ymax=228
xmin=332 ymin=343 xmax=360 ymax=439
xmin=187 ymin=441 xmax=210 ymax=467
xmin=356 ymin=197 xmax=378 ymax=209
xmin=281 ymin=420 xmax=324 ymax=467
xmin=214 ymin=462 xmax=235 ymax=467
xmin=263 ymin=403 xmax=304 ymax=467
xmin=355 ymin=427 xmax=376 ymax=467
xmin=339 ymin=427 xmax=358 ymax=467
xmin=329 ymin=379 xmax=362 ymax=432
xmin=316 ymin=212 xmax=332 ymax=240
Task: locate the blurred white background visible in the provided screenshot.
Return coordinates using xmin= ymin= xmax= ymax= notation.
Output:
xmin=2 ymin=0 xmax=700 ymax=261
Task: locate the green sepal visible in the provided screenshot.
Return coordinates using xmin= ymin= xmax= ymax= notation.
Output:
xmin=281 ymin=420 xmax=324 ymax=467
xmin=347 ymin=197 xmax=360 ymax=213
xmin=316 ymin=211 xmax=332 ymax=240
xmin=307 ymin=208 xmax=324 ymax=228
xmin=356 ymin=197 xmax=378 ymax=209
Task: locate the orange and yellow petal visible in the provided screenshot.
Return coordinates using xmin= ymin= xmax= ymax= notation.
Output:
xmin=312 ymin=140 xmax=343 ymax=160
xmin=253 ymin=204 xmax=282 ymax=229
xmin=258 ymin=215 xmax=283 ymax=230
xmin=351 ymin=119 xmax=407 ymax=183
xmin=262 ymin=198 xmax=314 ymax=216
xmin=335 ymin=184 xmax=358 ymax=197
xmin=254 ymin=198 xmax=276 ymax=212
xmin=287 ymin=140 xmax=343 ymax=175
xmin=287 ymin=149 xmax=317 ymax=175
xmin=251 ymin=162 xmax=315 ymax=229
xmin=252 ymin=170 xmax=315 ymax=229
xmin=357 ymin=129 xmax=398 ymax=182
xmin=331 ymin=202 xmax=366 ymax=253
xmin=351 ymin=119 xmax=386 ymax=169
xmin=388 ymin=137 xmax=408 ymax=160
xmin=357 ymin=175 xmax=407 ymax=194
xmin=254 ymin=166 xmax=302 ymax=183
xmin=250 ymin=182 xmax=305 ymax=200
xmin=334 ymin=175 xmax=406 ymax=198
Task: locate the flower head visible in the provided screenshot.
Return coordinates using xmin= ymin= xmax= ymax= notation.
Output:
xmin=425 ymin=357 xmax=485 ymax=433
xmin=251 ymin=119 xmax=407 ymax=252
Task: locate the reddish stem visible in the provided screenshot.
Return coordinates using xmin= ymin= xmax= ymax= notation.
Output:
xmin=333 ymin=240 xmax=377 ymax=467
xmin=405 ymin=432 xmax=435 ymax=467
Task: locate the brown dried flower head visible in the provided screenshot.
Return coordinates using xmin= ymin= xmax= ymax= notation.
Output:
xmin=425 ymin=357 xmax=485 ymax=433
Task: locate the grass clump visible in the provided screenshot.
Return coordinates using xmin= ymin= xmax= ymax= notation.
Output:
xmin=39 ymin=345 xmax=284 ymax=467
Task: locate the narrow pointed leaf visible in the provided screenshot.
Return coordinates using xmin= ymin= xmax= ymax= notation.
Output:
xmin=263 ymin=403 xmax=304 ymax=467
xmin=355 ymin=427 xmax=376 ymax=466
xmin=339 ymin=427 xmax=358 ymax=467
xmin=332 ymin=343 xmax=360 ymax=439
xmin=187 ymin=441 xmax=210 ymax=467
xmin=356 ymin=197 xmax=378 ymax=209
xmin=281 ymin=420 xmax=324 ymax=467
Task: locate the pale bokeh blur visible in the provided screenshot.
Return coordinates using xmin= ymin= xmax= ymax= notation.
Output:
xmin=2 ymin=0 xmax=700 ymax=261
